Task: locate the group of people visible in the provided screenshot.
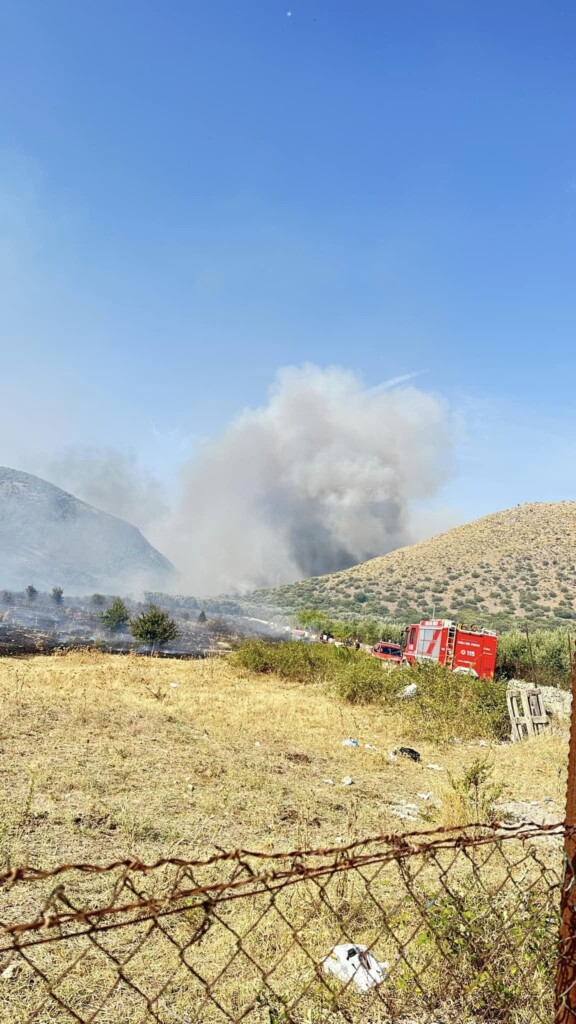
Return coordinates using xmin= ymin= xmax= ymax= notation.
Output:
xmin=319 ymin=630 xmax=361 ymax=651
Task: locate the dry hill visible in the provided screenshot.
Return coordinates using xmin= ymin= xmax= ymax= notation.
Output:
xmin=251 ymin=502 xmax=576 ymax=629
xmin=0 ymin=466 xmax=175 ymax=593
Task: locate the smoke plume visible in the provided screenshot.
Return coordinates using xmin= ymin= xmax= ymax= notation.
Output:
xmin=163 ymin=364 xmax=453 ymax=594
xmin=45 ymin=449 xmax=168 ymax=533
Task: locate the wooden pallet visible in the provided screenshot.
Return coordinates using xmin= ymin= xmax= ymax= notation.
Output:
xmin=506 ymin=687 xmax=549 ymax=741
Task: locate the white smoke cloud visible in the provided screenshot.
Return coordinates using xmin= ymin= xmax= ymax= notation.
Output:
xmin=45 ymin=449 xmax=168 ymax=533
xmin=161 ymin=364 xmax=454 ymax=594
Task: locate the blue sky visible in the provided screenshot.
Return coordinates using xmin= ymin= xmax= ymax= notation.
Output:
xmin=1 ymin=0 xmax=576 ymax=533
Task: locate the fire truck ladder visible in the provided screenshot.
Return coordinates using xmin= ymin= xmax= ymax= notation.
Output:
xmin=445 ymin=623 xmax=457 ymax=670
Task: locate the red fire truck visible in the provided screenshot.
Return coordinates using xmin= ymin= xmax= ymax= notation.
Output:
xmin=402 ymin=620 xmax=498 ymax=679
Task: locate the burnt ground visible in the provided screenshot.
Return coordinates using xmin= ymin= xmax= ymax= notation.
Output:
xmin=0 ymin=599 xmax=283 ymax=658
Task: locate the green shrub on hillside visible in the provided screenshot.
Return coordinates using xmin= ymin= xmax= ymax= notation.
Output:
xmin=497 ymin=628 xmax=573 ymax=686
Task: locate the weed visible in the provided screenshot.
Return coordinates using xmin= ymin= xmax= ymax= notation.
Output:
xmin=440 ymin=759 xmax=503 ymax=827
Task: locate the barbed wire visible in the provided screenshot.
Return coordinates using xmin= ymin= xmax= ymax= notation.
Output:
xmin=0 ymin=821 xmax=567 ymax=1023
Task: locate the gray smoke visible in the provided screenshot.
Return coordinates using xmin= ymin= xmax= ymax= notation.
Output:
xmin=45 ymin=449 xmax=168 ymax=533
xmin=162 ymin=364 xmax=453 ymax=594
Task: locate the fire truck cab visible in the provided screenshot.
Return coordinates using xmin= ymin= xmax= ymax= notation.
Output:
xmin=402 ymin=619 xmax=498 ymax=679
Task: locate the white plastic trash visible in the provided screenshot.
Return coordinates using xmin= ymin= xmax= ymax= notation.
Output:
xmin=342 ymin=738 xmax=359 ymax=747
xmin=323 ymin=944 xmax=388 ymax=994
xmin=390 ymin=803 xmax=419 ymax=820
xmin=341 ymin=776 xmax=354 ymax=786
xmin=399 ymin=683 xmax=418 ymax=699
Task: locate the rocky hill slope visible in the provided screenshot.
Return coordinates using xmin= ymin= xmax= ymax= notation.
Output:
xmin=0 ymin=467 xmax=175 ymax=593
xmin=249 ymin=502 xmax=576 ymax=630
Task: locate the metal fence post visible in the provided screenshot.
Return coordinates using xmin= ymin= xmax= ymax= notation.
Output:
xmin=556 ymin=661 xmax=576 ymax=1023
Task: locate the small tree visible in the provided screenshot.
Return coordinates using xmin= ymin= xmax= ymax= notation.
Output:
xmin=91 ymin=593 xmax=106 ymax=607
xmin=25 ymin=585 xmax=38 ymax=603
xmin=1 ymin=590 xmax=14 ymax=605
xmin=101 ymin=597 xmax=130 ymax=632
xmin=130 ymin=604 xmax=179 ymax=650
xmin=51 ymin=586 xmax=64 ymax=605
xmin=198 ymin=609 xmax=207 ymax=624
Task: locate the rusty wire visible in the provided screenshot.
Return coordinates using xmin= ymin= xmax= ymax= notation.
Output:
xmin=0 ymin=821 xmax=567 ymax=1023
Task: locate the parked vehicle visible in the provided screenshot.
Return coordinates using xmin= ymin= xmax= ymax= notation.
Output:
xmin=371 ymin=641 xmax=403 ymax=664
xmin=402 ymin=619 xmax=498 ymax=679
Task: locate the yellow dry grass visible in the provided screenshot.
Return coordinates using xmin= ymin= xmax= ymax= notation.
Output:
xmin=0 ymin=650 xmax=568 ymax=866
xmin=0 ymin=651 xmax=568 ymax=1023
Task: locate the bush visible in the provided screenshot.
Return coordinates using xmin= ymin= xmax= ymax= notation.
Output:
xmin=235 ymin=641 xmax=509 ymax=740
xmin=334 ymin=658 xmax=401 ymax=704
xmin=130 ymin=605 xmax=179 ymax=649
xmin=25 ymin=585 xmax=38 ymax=603
xmin=496 ymin=627 xmax=573 ymax=687
xmin=390 ymin=662 xmax=509 ymax=741
xmin=439 ymin=759 xmax=503 ymax=827
xmin=412 ymin=880 xmax=555 ymax=1020
xmin=101 ymin=598 xmax=130 ymax=633
xmin=51 ymin=586 xmax=64 ymax=605
xmin=234 ymin=639 xmax=340 ymax=684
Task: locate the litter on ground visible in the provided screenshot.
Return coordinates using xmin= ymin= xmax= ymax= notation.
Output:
xmin=364 ymin=743 xmax=378 ymax=751
xmin=397 ymin=746 xmax=421 ymax=762
xmin=342 ymin=738 xmax=359 ymax=747
xmin=399 ymin=683 xmax=418 ymax=699
xmin=390 ymin=803 xmax=419 ymax=821
xmin=323 ymin=778 xmax=334 ymax=785
xmin=427 ymin=763 xmax=444 ymax=771
xmin=322 ymin=944 xmax=388 ymax=994
xmin=417 ymin=792 xmax=434 ymax=801
xmin=341 ymin=776 xmax=354 ymax=786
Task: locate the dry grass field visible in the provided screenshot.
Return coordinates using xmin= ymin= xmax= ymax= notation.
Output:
xmin=0 ymin=650 xmax=568 ymax=868
xmin=0 ymin=651 xmax=568 ymax=1023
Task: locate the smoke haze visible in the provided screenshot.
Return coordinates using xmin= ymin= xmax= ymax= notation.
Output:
xmin=160 ymin=364 xmax=454 ymax=594
xmin=45 ymin=450 xmax=168 ymax=533
xmin=0 ymin=365 xmax=455 ymax=595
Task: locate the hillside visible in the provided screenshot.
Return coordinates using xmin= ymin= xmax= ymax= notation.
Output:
xmin=249 ymin=502 xmax=576 ymax=630
xmin=0 ymin=467 xmax=175 ymax=593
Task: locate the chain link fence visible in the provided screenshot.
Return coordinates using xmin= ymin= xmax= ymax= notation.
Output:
xmin=0 ymin=821 xmax=568 ymax=1023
